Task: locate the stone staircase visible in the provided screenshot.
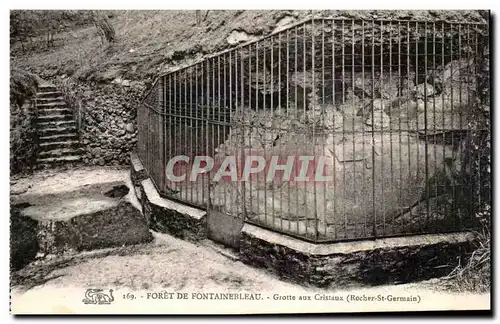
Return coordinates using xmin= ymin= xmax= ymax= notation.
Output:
xmin=35 ymin=84 xmax=81 ymax=166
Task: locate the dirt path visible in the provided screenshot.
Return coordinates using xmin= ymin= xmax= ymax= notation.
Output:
xmin=11 ymin=231 xmax=490 ymax=314
xmin=10 ymin=167 xmax=490 ymax=314
xmin=10 ymin=166 xmax=129 ymax=197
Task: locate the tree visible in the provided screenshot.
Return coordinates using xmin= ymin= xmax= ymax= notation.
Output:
xmin=194 ymin=10 xmax=210 ymax=25
xmin=92 ymin=10 xmax=116 ymax=43
xmin=10 ymin=10 xmax=94 ymax=52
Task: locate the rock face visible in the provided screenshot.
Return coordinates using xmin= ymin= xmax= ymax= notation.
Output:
xmin=10 ymin=205 xmax=39 ymax=270
xmin=165 ymin=59 xmax=487 ymax=240
xmin=209 ymin=123 xmax=462 ymax=240
xmin=12 ymin=178 xmax=152 ymax=256
xmin=226 ymin=30 xmax=259 ymax=45
xmin=33 ymin=199 xmax=152 ymax=254
xmin=53 ymin=78 xmax=146 ymax=166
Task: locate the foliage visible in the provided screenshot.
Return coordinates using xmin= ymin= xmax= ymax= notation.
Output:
xmin=10 ymin=68 xmax=39 ymax=109
xmin=10 ymin=10 xmax=93 ymax=39
xmin=10 ymin=10 xmax=94 ymax=52
xmin=445 ymin=106 xmax=491 ymax=293
xmin=10 ymin=68 xmax=39 ymax=174
xmin=10 ymin=110 xmax=38 ymax=175
xmin=194 ymin=10 xmax=210 ymax=24
xmin=92 ymin=10 xmax=116 ymax=43
xmin=444 ymin=215 xmax=490 ymax=293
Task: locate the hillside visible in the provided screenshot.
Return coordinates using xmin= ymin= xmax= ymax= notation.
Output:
xmin=12 ymin=10 xmax=487 ymax=84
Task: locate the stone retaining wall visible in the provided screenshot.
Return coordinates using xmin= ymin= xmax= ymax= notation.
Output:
xmin=132 ymin=154 xmax=207 ymax=241
xmin=239 ymin=223 xmax=475 ymax=287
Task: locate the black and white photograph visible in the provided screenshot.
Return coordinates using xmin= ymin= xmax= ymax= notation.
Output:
xmin=7 ymin=6 xmax=492 ymax=315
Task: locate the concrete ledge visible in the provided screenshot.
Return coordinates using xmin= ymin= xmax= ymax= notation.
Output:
xmin=240 ymin=223 xmax=475 ymax=287
xmin=140 ymin=178 xmax=207 ymax=241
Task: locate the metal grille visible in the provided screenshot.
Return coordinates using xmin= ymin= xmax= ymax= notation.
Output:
xmin=138 ymin=18 xmax=490 ymax=242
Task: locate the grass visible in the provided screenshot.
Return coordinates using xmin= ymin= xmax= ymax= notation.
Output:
xmin=442 ymin=205 xmax=491 ymax=293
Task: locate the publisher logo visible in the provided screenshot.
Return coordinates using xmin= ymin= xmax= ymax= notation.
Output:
xmin=82 ymin=289 xmax=115 ymax=305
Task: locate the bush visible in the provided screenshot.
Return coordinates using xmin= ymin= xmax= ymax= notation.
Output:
xmin=445 ymin=209 xmax=490 ymax=293
xmin=10 ymin=68 xmax=40 ymax=174
xmin=445 ymin=119 xmax=491 ymax=293
xmin=10 ymin=205 xmax=39 ymax=271
xmin=10 ymin=68 xmax=39 ymax=109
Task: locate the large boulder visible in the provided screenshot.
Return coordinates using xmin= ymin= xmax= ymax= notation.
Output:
xmin=10 ymin=205 xmax=39 ymax=270
xmin=432 ymin=59 xmax=478 ymax=110
xmin=208 ymin=122 xmax=462 ymax=240
xmin=200 ymin=106 xmax=477 ymax=240
xmin=11 ymin=179 xmax=152 ymax=256
xmin=347 ymin=71 xmax=404 ymax=101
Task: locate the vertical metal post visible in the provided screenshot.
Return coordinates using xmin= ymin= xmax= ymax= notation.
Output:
xmin=160 ymin=76 xmax=166 ymax=191
xmin=441 ymin=22 xmax=447 ymax=223
xmin=294 ymin=26 xmax=298 ymax=233
xmin=240 ymin=47 xmax=247 ymax=220
xmin=270 ymin=35 xmax=275 ymax=231
xmin=398 ymin=21 xmax=403 ymax=232
xmin=310 ymin=19 xmax=317 ymax=240
xmin=449 ymin=23 xmax=456 ymax=228
xmin=351 ymin=19 xmax=357 ymax=237
xmin=406 ymin=21 xmax=412 ymax=232
xmin=361 ymin=20 xmax=366 ymax=237
xmin=331 ymin=20 xmax=337 ymax=240
xmin=342 ymin=20 xmax=347 ymax=239
xmin=371 ymin=20 xmax=377 ymax=238
xmin=424 ymin=21 xmax=430 ymax=229
xmin=189 ymin=67 xmax=194 ymax=203
xmin=195 ymin=65 xmax=200 ymax=204
xmin=414 ymin=21 xmax=421 ymax=233
xmin=388 ymin=21 xmax=394 ymax=234
xmin=321 ymin=19 xmax=326 ymax=240
xmin=380 ymin=20 xmax=385 ymax=235
xmin=184 ymin=68 xmax=188 ymax=202
xmin=286 ymin=28 xmax=291 ymax=233
xmin=432 ymin=22 xmax=438 ymax=227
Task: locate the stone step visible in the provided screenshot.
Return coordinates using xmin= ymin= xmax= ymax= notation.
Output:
xmin=36 ymin=96 xmax=65 ymax=103
xmin=36 ymin=102 xmax=67 ymax=108
xmin=39 ymin=133 xmax=79 ymax=142
xmin=38 ymin=108 xmax=72 ymax=116
xmin=36 ymin=155 xmax=82 ymax=165
xmin=36 ymin=91 xmax=63 ymax=98
xmin=37 ymin=120 xmax=76 ymax=129
xmin=38 ymin=84 xmax=58 ymax=92
xmin=39 ymin=126 xmax=77 ymax=137
xmin=39 ymin=140 xmax=80 ymax=151
xmin=37 ymin=114 xmax=73 ymax=123
xmin=38 ymin=148 xmax=81 ymax=159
